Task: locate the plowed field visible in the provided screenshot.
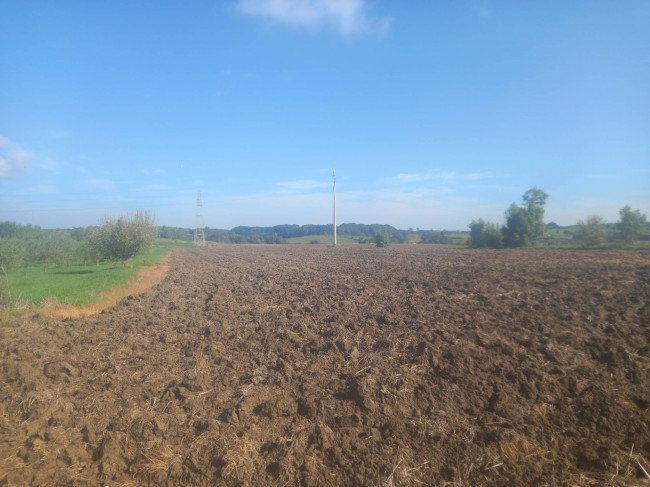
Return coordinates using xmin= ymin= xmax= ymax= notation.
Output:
xmin=1 ymin=245 xmax=649 ymax=486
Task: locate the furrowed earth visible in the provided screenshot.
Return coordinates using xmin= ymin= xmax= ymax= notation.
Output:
xmin=1 ymin=245 xmax=649 ymax=486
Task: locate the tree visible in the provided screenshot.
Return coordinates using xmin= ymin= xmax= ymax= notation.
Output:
xmin=618 ymin=205 xmax=647 ymax=243
xmin=502 ymin=187 xmax=549 ymax=247
xmin=0 ymin=238 xmax=25 ymax=271
xmin=469 ymin=219 xmax=503 ymax=248
xmin=419 ymin=231 xmax=454 ymax=245
xmin=374 ymin=229 xmax=390 ymax=247
xmin=0 ymin=237 xmax=25 ymax=301
xmin=39 ymin=233 xmax=79 ymax=271
xmin=89 ymin=211 xmax=158 ymax=263
xmin=577 ymin=215 xmax=608 ymax=247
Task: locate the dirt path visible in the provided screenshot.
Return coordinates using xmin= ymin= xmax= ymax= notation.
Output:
xmin=1 ymin=245 xmax=649 ymax=486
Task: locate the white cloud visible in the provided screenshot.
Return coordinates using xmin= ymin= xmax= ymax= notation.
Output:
xmin=435 ymin=171 xmax=489 ymax=181
xmin=141 ymin=168 xmax=167 ymax=176
xmin=396 ymin=172 xmax=432 ymax=182
xmin=144 ymin=183 xmax=173 ymax=192
xmin=277 ymin=179 xmax=330 ymax=190
xmin=395 ymin=171 xmax=491 ymax=183
xmin=80 ymin=178 xmax=118 ymax=192
xmin=236 ymin=0 xmax=391 ymax=36
xmin=204 ymin=185 xmax=494 ymax=230
xmin=0 ymin=135 xmax=33 ymax=178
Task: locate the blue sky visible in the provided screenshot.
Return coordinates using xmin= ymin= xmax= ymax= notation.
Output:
xmin=1 ymin=0 xmax=648 ymax=230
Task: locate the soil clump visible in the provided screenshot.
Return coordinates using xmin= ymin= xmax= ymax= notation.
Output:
xmin=1 ymin=245 xmax=649 ymax=486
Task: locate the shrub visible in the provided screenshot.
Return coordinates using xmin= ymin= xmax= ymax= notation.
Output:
xmin=577 ymin=215 xmax=608 ymax=247
xmin=374 ymin=230 xmax=390 ymax=247
xmin=502 ymin=187 xmax=548 ymax=247
xmin=89 ymin=211 xmax=158 ymax=264
xmin=618 ymin=205 xmax=647 ymax=243
xmin=469 ymin=219 xmax=503 ymax=248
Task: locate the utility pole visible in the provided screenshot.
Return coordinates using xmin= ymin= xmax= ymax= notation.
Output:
xmin=333 ymin=166 xmax=337 ymax=247
xmin=194 ymin=190 xmax=206 ymax=247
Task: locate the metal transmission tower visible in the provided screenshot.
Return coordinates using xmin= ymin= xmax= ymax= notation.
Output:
xmin=333 ymin=166 xmax=337 ymax=247
xmin=194 ymin=190 xmax=206 ymax=247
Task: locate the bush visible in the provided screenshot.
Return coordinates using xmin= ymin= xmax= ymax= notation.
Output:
xmin=262 ymin=234 xmax=285 ymax=244
xmin=420 ymin=231 xmax=450 ymax=244
xmin=618 ymin=205 xmax=647 ymax=243
xmin=89 ymin=211 xmax=158 ymax=264
xmin=0 ymin=238 xmax=25 ymax=270
xmin=577 ymin=215 xmax=608 ymax=247
xmin=502 ymin=187 xmax=548 ymax=247
xmin=374 ymin=230 xmax=390 ymax=248
xmin=469 ymin=219 xmax=503 ymax=248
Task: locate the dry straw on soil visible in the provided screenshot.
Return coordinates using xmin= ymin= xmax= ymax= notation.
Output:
xmin=1 ymin=245 xmax=649 ymax=486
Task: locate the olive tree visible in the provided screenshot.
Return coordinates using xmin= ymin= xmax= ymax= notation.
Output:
xmin=89 ymin=211 xmax=158 ymax=264
xmin=31 ymin=233 xmax=80 ymax=271
xmin=0 ymin=238 xmax=24 ymax=299
xmin=0 ymin=238 xmax=24 ymax=271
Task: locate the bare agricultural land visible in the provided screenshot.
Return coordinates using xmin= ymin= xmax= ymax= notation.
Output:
xmin=1 ymin=245 xmax=649 ymax=486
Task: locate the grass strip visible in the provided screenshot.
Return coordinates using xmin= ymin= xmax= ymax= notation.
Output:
xmin=2 ymin=240 xmax=192 ymax=308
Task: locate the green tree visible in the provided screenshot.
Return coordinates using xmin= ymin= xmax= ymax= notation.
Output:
xmin=374 ymin=229 xmax=390 ymax=247
xmin=39 ymin=233 xmax=79 ymax=271
xmin=617 ymin=205 xmax=647 ymax=243
xmin=0 ymin=238 xmax=25 ymax=270
xmin=420 ymin=231 xmax=448 ymax=244
xmin=0 ymin=238 xmax=25 ymax=300
xmin=577 ymin=215 xmax=608 ymax=247
xmin=502 ymin=187 xmax=549 ymax=247
xmin=89 ymin=211 xmax=158 ymax=263
xmin=469 ymin=219 xmax=503 ymax=248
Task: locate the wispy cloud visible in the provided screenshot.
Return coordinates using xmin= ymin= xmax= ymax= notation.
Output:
xmin=396 ymin=173 xmax=432 ymax=182
xmin=395 ymin=171 xmax=491 ymax=183
xmin=0 ymin=135 xmax=33 ymax=178
xmin=141 ymin=168 xmax=167 ymax=176
xmin=143 ymin=183 xmax=175 ymax=193
xmin=435 ymin=171 xmax=490 ymax=181
xmin=80 ymin=178 xmax=118 ymax=192
xmin=207 ymin=185 xmax=495 ymax=230
xmin=277 ymin=179 xmax=330 ymax=191
xmin=236 ymin=0 xmax=391 ymax=37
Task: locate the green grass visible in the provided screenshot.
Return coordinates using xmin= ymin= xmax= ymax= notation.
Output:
xmin=4 ymin=264 xmax=137 ymax=306
xmin=2 ymin=239 xmax=191 ymax=307
xmin=132 ymin=239 xmax=193 ymax=265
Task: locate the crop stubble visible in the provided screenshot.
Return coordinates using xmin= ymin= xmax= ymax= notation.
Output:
xmin=1 ymin=245 xmax=649 ymax=486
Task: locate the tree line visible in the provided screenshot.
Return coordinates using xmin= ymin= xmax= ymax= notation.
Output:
xmin=0 ymin=211 xmax=158 ymax=273
xmin=159 ymin=223 xmax=463 ymax=245
xmin=230 ymin=223 xmax=403 ymax=240
xmin=469 ymin=188 xmax=647 ymax=248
